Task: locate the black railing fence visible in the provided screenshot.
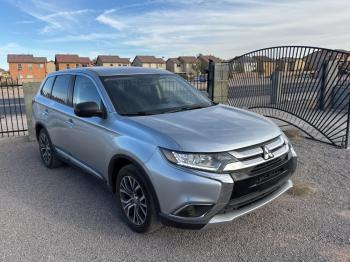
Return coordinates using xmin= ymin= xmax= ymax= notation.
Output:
xmin=221 ymin=46 xmax=350 ymax=148
xmin=177 ymin=72 xmax=208 ymax=92
xmin=0 ymin=78 xmax=27 ymax=137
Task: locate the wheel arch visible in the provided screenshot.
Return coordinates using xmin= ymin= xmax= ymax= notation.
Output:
xmin=108 ymin=154 xmax=161 ymax=213
xmin=35 ymin=122 xmax=46 ymax=141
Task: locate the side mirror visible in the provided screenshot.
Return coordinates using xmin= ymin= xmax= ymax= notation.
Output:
xmin=74 ymin=102 xmax=105 ymax=118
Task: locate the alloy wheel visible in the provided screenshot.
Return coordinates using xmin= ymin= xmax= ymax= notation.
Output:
xmin=119 ymin=176 xmax=148 ymax=226
xmin=39 ymin=132 xmax=52 ymax=165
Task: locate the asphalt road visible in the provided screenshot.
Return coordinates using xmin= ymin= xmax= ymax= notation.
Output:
xmin=0 ymin=138 xmax=349 ymax=262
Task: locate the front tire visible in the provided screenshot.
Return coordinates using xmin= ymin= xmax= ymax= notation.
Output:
xmin=38 ymin=128 xmax=63 ymax=169
xmin=116 ymin=164 xmax=162 ymax=233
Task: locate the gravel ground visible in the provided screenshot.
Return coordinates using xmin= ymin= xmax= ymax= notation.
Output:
xmin=0 ymin=138 xmax=349 ymax=262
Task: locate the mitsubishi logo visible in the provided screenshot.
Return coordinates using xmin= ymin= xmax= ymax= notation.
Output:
xmin=262 ymin=146 xmax=274 ymax=160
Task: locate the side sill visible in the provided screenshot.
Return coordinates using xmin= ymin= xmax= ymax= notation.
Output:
xmin=55 ymin=147 xmax=106 ymax=182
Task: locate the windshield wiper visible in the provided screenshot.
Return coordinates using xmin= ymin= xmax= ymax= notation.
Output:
xmin=120 ymin=111 xmax=156 ymax=116
xmin=165 ymin=104 xmax=210 ymax=114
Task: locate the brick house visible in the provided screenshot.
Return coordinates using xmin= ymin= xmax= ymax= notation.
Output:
xmin=166 ymin=58 xmax=182 ymax=73
xmin=132 ymin=56 xmax=165 ymax=69
xmin=55 ymin=54 xmax=91 ymax=71
xmin=7 ymin=54 xmax=47 ymax=82
xmin=0 ymin=68 xmax=10 ymax=79
xmin=197 ymin=55 xmax=222 ymax=73
xmin=178 ymin=56 xmax=198 ymax=76
xmin=95 ymin=55 xmax=131 ymax=67
xmin=253 ymin=56 xmax=276 ymax=77
xmin=46 ymin=60 xmax=56 ymax=74
xmin=166 ymin=56 xmax=198 ymax=76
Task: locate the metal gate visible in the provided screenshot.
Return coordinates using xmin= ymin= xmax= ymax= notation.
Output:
xmin=0 ymin=78 xmax=28 ymax=137
xmin=224 ymin=46 xmax=350 ymax=148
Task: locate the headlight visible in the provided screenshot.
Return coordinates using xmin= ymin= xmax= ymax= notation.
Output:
xmin=161 ymin=149 xmax=237 ymax=172
xmin=281 ymin=132 xmax=297 ymax=157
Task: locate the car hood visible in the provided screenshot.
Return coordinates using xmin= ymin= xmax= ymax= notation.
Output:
xmin=129 ymin=104 xmax=281 ymax=152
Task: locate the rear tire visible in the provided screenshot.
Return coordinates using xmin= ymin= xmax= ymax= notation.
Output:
xmin=116 ymin=164 xmax=162 ymax=233
xmin=38 ymin=128 xmax=63 ymax=169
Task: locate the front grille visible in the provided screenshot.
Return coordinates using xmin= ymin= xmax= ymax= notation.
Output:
xmin=251 ymin=154 xmax=287 ymax=175
xmin=223 ymin=135 xmax=292 ymax=212
xmin=230 ymin=153 xmax=289 ymax=200
xmin=227 ymin=135 xmax=289 ymax=170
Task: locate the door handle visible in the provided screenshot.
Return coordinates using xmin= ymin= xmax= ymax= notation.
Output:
xmin=42 ymin=108 xmax=49 ymax=116
xmin=65 ymin=118 xmax=74 ymax=127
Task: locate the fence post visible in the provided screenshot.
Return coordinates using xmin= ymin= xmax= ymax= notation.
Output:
xmin=319 ymin=60 xmax=338 ymax=110
xmin=207 ymin=60 xmax=215 ymax=100
xmin=23 ymin=82 xmax=41 ymax=141
xmin=271 ymin=70 xmax=281 ymax=105
xmin=319 ymin=62 xmax=327 ymax=110
xmin=213 ymin=62 xmax=230 ymax=104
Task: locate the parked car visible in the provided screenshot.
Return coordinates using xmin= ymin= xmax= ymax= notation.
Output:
xmin=193 ymin=74 xmax=207 ymax=82
xmin=32 ymin=67 xmax=297 ymax=233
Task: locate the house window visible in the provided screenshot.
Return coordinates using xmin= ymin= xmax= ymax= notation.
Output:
xmin=27 ymin=75 xmax=33 ymax=79
xmin=38 ymin=64 xmax=44 ymax=69
xmin=82 ymin=64 xmax=87 ymax=67
xmin=17 ymin=64 xmax=22 ymax=70
xmin=176 ymin=64 xmax=181 ymax=67
xmin=123 ymin=64 xmax=128 ymax=67
xmin=28 ymin=64 xmax=32 ymax=70
xmin=110 ymin=64 xmax=114 ymax=67
xmin=118 ymin=64 xmax=122 ymax=66
xmin=66 ymin=64 xmax=70 ymax=69
xmin=76 ymin=64 xmax=80 ymax=68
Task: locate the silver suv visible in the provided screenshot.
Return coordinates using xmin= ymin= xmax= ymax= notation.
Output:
xmin=32 ymin=67 xmax=297 ymax=233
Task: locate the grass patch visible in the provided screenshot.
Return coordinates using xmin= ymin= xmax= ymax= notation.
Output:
xmin=288 ymin=179 xmax=316 ymax=197
xmin=283 ymin=128 xmax=304 ymax=141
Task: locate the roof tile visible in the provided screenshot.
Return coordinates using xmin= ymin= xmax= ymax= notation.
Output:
xmin=134 ymin=56 xmax=165 ymax=64
xmin=97 ymin=55 xmax=130 ymax=64
xmin=55 ymin=54 xmax=91 ymax=64
xmin=7 ymin=54 xmax=47 ymax=63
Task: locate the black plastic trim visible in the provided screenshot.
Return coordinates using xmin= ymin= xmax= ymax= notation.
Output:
xmin=158 ymin=214 xmax=207 ymax=230
xmin=107 ymin=154 xmax=161 ymax=214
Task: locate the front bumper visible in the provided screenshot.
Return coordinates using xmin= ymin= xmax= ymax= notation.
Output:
xmin=144 ymin=148 xmax=297 ymax=229
xmin=203 ymin=179 xmax=293 ymax=229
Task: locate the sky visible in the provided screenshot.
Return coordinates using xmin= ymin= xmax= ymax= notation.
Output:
xmin=0 ymin=0 xmax=349 ymax=69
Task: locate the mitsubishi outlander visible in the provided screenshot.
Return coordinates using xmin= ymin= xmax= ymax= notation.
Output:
xmin=32 ymin=67 xmax=297 ymax=233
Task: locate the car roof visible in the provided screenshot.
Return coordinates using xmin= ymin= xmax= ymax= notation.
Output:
xmin=48 ymin=66 xmax=173 ymax=77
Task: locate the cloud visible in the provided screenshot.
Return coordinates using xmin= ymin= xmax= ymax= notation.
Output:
xmin=2 ymin=0 xmax=350 ymax=68
xmin=38 ymin=9 xmax=91 ymax=33
xmin=96 ymin=10 xmax=126 ymax=31
xmin=45 ymin=33 xmax=120 ymax=43
xmin=8 ymin=0 xmax=93 ymax=33
xmin=95 ymin=0 xmax=350 ymax=58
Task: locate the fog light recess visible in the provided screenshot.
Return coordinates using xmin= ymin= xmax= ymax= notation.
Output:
xmin=175 ymin=204 xmax=213 ymax=218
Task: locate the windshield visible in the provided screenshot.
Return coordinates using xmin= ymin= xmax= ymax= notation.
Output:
xmin=101 ymin=74 xmax=213 ymax=116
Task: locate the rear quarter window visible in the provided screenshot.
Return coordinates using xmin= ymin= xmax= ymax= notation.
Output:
xmin=41 ymin=76 xmax=55 ymax=98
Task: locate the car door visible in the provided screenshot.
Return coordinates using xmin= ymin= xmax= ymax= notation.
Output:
xmin=65 ymin=74 xmax=110 ymax=176
xmin=36 ymin=75 xmax=55 ymax=125
xmin=46 ymin=74 xmax=75 ymax=153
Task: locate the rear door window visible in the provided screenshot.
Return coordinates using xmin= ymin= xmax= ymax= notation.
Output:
xmin=51 ymin=75 xmax=72 ymax=105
